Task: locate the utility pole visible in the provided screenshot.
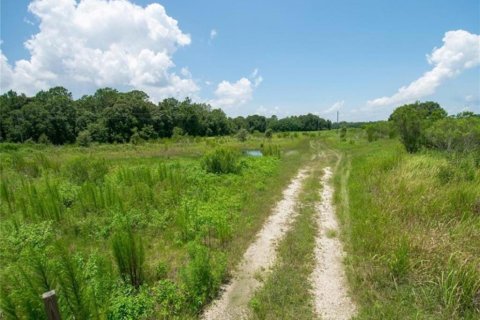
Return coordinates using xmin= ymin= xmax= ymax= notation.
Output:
xmin=336 ymin=111 xmax=339 ymax=129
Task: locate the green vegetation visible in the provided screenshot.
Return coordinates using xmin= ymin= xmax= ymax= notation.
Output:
xmin=201 ymin=148 xmax=240 ymax=174
xmin=0 ymin=87 xmax=332 ymax=145
xmin=0 ymin=135 xmax=310 ymax=319
xmin=1 ymin=95 xmax=479 ymax=319
xmin=324 ymin=127 xmax=480 ymax=319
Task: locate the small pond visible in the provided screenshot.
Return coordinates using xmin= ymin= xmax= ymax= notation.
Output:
xmin=243 ymin=149 xmax=263 ymax=157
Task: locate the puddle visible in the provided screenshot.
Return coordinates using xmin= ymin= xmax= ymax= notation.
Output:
xmin=244 ymin=150 xmax=263 ymax=157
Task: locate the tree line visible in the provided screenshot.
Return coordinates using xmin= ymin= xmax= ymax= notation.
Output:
xmin=365 ymin=101 xmax=480 ymax=153
xmin=0 ymin=87 xmax=332 ymax=145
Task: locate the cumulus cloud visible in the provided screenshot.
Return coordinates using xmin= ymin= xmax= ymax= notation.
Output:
xmin=368 ymin=30 xmax=480 ymax=107
xmin=1 ymin=0 xmax=198 ymax=101
xmin=210 ymin=77 xmax=253 ymax=108
xmin=209 ymin=68 xmax=263 ymax=108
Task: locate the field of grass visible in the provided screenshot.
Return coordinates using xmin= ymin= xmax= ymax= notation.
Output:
xmin=0 ymin=134 xmax=312 ymax=319
xmin=1 ymin=128 xmax=479 ymax=319
xmin=323 ymin=129 xmax=480 ymax=319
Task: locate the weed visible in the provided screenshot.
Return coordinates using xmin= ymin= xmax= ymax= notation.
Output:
xmin=201 ymin=147 xmax=240 ymax=174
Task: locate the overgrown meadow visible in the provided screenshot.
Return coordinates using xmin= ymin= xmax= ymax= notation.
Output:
xmin=0 ymin=135 xmax=310 ymax=319
xmin=325 ymin=129 xmax=480 ymax=319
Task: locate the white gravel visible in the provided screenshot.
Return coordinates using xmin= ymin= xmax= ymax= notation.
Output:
xmin=311 ymin=167 xmax=356 ymax=320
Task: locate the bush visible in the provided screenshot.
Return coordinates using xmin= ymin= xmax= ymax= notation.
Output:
xmin=64 ymin=157 xmax=109 ymax=184
xmin=108 ymin=285 xmax=154 ymax=320
xmin=265 ymin=128 xmax=273 ymax=139
xmin=236 ymin=128 xmax=248 ymax=142
xmin=201 ymin=148 xmax=240 ymax=174
xmin=139 ymin=125 xmax=158 ymax=140
xmin=38 ymin=133 xmax=51 ymax=145
xmin=172 ymin=127 xmax=184 ymax=140
xmin=77 ymin=130 xmax=92 ymax=147
xmin=262 ymin=144 xmax=281 ymax=158
xmin=112 ymin=230 xmax=145 ymax=289
xmin=425 ymin=117 xmax=480 ymax=153
xmin=130 ymin=131 xmax=144 ymax=145
xmin=181 ymin=243 xmax=225 ymax=311
xmin=340 ymin=126 xmax=347 ymax=140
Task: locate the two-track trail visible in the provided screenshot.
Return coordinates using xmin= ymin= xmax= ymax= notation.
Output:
xmin=203 ymin=168 xmax=309 ymax=320
xmin=203 ymin=148 xmax=356 ymax=320
xmin=311 ymin=166 xmax=356 ymax=319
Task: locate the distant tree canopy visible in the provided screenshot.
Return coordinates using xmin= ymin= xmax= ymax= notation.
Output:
xmin=0 ymin=87 xmax=332 ymax=144
xmin=386 ymin=101 xmax=479 ymax=153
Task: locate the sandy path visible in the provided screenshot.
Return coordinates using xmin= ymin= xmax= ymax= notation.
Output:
xmin=311 ymin=167 xmax=356 ymax=320
xmin=203 ymin=168 xmax=309 ymax=320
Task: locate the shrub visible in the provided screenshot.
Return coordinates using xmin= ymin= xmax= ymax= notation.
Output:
xmin=390 ymin=106 xmax=423 ymax=152
xmin=201 ymin=148 xmax=240 ymax=174
xmin=139 ymin=125 xmax=158 ymax=140
xmin=339 ymin=126 xmax=347 ymax=140
xmin=112 ymin=230 xmax=145 ymax=289
xmin=38 ymin=133 xmax=51 ymax=145
xmin=262 ymin=144 xmax=281 ymax=158
xmin=130 ymin=131 xmax=144 ymax=145
xmin=64 ymin=157 xmax=109 ymax=184
xmin=77 ymin=130 xmax=92 ymax=147
xmin=236 ymin=128 xmax=248 ymax=142
xmin=265 ymin=128 xmax=273 ymax=139
xmin=107 ymin=285 xmax=154 ymax=320
xmin=172 ymin=127 xmax=184 ymax=140
xmin=181 ymin=243 xmax=225 ymax=311
xmin=152 ymin=280 xmax=186 ymax=317
xmin=425 ymin=117 xmax=480 ymax=153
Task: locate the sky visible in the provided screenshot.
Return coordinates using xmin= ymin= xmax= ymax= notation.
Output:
xmin=1 ymin=0 xmax=479 ymax=121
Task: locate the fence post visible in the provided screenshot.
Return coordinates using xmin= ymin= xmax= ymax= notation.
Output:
xmin=42 ymin=290 xmax=61 ymax=320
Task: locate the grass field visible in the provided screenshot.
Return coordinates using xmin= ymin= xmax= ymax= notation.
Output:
xmin=325 ymin=130 xmax=480 ymax=319
xmin=0 ymin=135 xmax=312 ymax=319
xmin=1 ymin=129 xmax=479 ymax=319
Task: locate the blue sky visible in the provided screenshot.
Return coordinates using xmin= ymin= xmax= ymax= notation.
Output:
xmin=1 ymin=0 xmax=479 ymax=121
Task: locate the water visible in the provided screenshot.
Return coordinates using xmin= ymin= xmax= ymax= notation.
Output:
xmin=244 ymin=150 xmax=263 ymax=157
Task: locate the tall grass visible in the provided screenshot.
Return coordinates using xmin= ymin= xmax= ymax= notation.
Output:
xmin=201 ymin=147 xmax=240 ymax=174
xmin=435 ymin=255 xmax=480 ymax=317
xmin=112 ymin=229 xmax=145 ymax=289
xmin=0 ymin=136 xmax=309 ymax=318
xmin=323 ymin=131 xmax=480 ymax=319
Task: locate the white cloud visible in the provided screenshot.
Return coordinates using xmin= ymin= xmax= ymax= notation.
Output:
xmin=254 ymin=76 xmax=263 ymax=88
xmin=250 ymin=68 xmax=263 ymax=87
xmin=1 ymin=0 xmax=198 ymax=101
xmin=210 ymin=77 xmax=253 ymax=108
xmin=256 ymin=105 xmax=280 ymax=116
xmin=209 ymin=68 xmax=263 ymax=108
xmin=368 ymin=30 xmax=480 ymax=107
xmin=210 ymin=29 xmax=217 ymax=40
xmin=321 ymin=100 xmax=344 ymax=114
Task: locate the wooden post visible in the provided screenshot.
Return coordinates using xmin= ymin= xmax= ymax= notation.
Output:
xmin=42 ymin=290 xmax=61 ymax=320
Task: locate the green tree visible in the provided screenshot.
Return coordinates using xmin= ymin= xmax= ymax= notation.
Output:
xmin=237 ymin=128 xmax=248 ymax=142
xmin=389 ymin=105 xmax=424 ymax=152
xmin=77 ymin=130 xmax=92 ymax=147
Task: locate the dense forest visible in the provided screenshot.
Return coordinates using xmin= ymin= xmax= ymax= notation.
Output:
xmin=0 ymin=87 xmax=332 ymax=145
